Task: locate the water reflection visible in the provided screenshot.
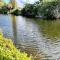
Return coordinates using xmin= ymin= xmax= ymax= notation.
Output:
xmin=35 ymin=19 xmax=60 ymax=60
xmin=0 ymin=15 xmax=13 ymax=39
xmin=11 ymin=15 xmax=17 ymax=44
xmin=1 ymin=15 xmax=60 ymax=60
xmin=12 ymin=16 xmax=45 ymax=60
xmin=16 ymin=18 xmax=60 ymax=60
xmin=37 ymin=20 xmax=60 ymax=39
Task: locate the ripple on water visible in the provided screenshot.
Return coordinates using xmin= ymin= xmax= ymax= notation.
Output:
xmin=1 ymin=15 xmax=60 ymax=60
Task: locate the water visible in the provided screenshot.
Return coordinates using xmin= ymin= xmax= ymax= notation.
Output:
xmin=0 ymin=15 xmax=60 ymax=60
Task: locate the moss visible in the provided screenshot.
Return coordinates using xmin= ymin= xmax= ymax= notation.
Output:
xmin=0 ymin=33 xmax=31 ymax=60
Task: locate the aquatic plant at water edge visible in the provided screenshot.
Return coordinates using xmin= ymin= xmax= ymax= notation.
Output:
xmin=0 ymin=33 xmax=31 ymax=60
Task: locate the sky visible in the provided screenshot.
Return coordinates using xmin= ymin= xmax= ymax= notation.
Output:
xmin=3 ymin=0 xmax=10 ymax=4
xmin=3 ymin=0 xmax=38 ymax=3
xmin=3 ymin=0 xmax=39 ymax=7
xmin=16 ymin=0 xmax=39 ymax=7
xmin=3 ymin=0 xmax=39 ymax=4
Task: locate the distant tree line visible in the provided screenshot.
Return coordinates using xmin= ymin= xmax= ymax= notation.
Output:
xmin=21 ymin=2 xmax=40 ymax=18
xmin=0 ymin=0 xmax=60 ymax=19
xmin=21 ymin=0 xmax=60 ymax=19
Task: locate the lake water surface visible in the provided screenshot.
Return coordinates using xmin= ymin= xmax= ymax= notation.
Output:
xmin=0 ymin=15 xmax=60 ymax=60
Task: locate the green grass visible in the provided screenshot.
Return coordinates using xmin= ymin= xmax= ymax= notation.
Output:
xmin=0 ymin=33 xmax=31 ymax=60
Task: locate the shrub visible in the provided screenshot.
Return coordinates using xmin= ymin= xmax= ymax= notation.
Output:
xmin=0 ymin=6 xmax=8 ymax=14
xmin=21 ymin=4 xmax=37 ymax=17
xmin=0 ymin=33 xmax=31 ymax=60
xmin=11 ymin=9 xmax=21 ymax=16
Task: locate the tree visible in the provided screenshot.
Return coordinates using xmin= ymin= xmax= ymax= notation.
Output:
xmin=21 ymin=4 xmax=37 ymax=17
xmin=21 ymin=0 xmax=60 ymax=19
xmin=0 ymin=5 xmax=9 ymax=14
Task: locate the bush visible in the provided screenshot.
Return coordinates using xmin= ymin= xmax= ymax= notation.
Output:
xmin=21 ymin=4 xmax=37 ymax=17
xmin=0 ymin=6 xmax=8 ymax=14
xmin=40 ymin=1 xmax=59 ymax=19
xmin=11 ymin=9 xmax=21 ymax=16
xmin=0 ymin=33 xmax=31 ymax=60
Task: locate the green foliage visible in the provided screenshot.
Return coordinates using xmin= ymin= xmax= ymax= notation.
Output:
xmin=0 ymin=6 xmax=8 ymax=14
xmin=11 ymin=9 xmax=21 ymax=16
xmin=0 ymin=33 xmax=31 ymax=60
xmin=39 ymin=1 xmax=60 ymax=19
xmin=21 ymin=4 xmax=38 ymax=17
xmin=21 ymin=0 xmax=60 ymax=19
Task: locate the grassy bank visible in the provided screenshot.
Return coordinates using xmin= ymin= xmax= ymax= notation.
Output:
xmin=0 ymin=33 xmax=31 ymax=60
